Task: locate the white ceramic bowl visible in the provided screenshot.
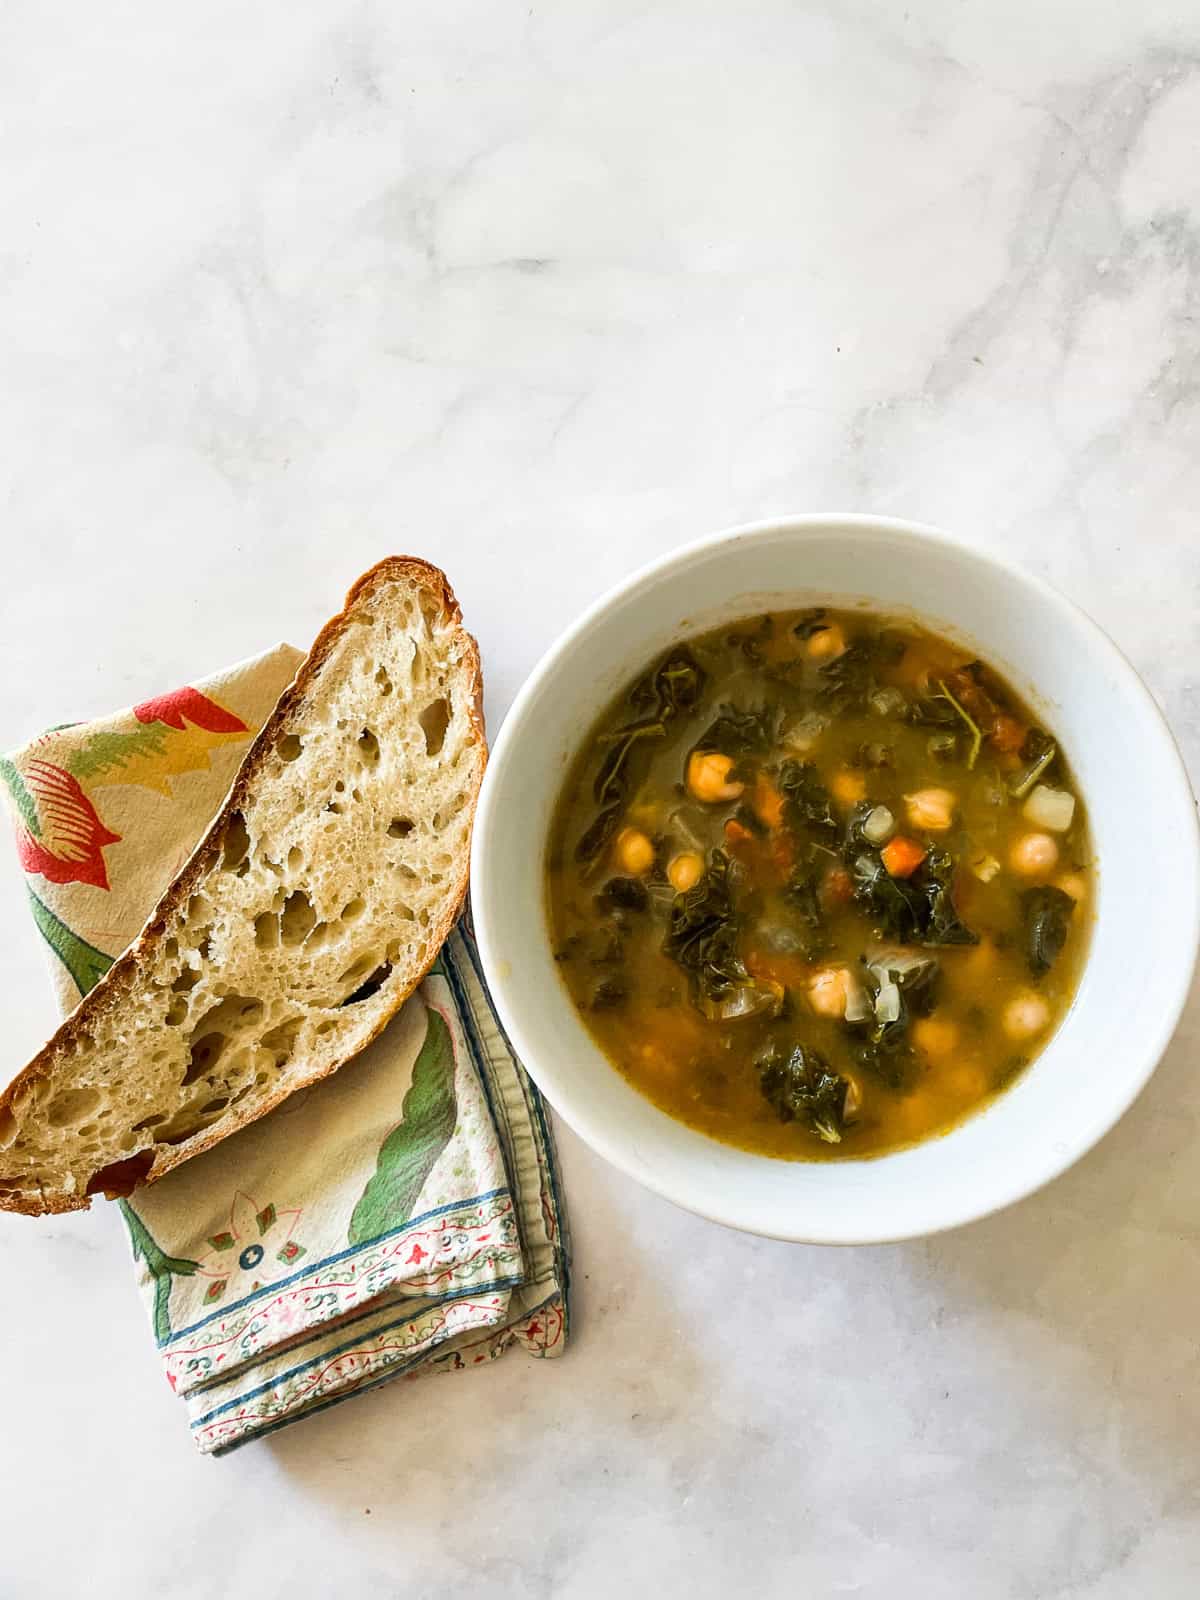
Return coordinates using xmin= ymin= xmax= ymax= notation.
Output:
xmin=471 ymin=515 xmax=1200 ymax=1242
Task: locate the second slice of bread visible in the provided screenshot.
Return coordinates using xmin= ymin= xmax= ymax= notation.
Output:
xmin=0 ymin=557 xmax=485 ymax=1215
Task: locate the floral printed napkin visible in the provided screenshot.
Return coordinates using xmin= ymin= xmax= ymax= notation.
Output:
xmin=2 ymin=644 xmax=569 ymax=1454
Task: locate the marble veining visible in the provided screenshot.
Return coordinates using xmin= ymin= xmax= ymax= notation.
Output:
xmin=1 ymin=3 xmax=1198 ymax=1595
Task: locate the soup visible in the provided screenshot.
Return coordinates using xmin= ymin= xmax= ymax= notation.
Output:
xmin=546 ymin=608 xmax=1092 ymax=1159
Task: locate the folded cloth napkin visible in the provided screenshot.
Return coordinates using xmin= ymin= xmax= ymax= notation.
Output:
xmin=2 ymin=643 xmax=569 ymax=1454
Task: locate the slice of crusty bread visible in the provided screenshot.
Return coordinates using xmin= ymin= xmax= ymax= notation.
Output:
xmin=0 ymin=557 xmax=485 ymax=1215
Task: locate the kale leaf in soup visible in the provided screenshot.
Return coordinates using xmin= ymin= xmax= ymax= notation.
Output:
xmin=692 ymin=705 xmax=776 ymax=759
xmin=576 ymin=648 xmax=707 ymax=866
xmin=595 ymin=877 xmax=650 ymax=915
xmin=848 ymin=846 xmax=978 ymax=948
xmin=1021 ymin=885 xmax=1076 ymax=976
xmin=778 ymin=760 xmax=838 ymax=836
xmin=792 ymin=607 xmax=831 ymax=641
xmin=756 ymin=1041 xmax=850 ymax=1144
xmin=548 ymin=607 xmax=1092 ymax=1162
xmin=661 ymin=850 xmax=753 ymax=1008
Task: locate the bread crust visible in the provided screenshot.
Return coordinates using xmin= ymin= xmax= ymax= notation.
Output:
xmin=0 ymin=557 xmax=485 ymax=1215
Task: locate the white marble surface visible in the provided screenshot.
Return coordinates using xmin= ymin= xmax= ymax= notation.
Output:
xmin=2 ymin=2 xmax=1199 ymax=1594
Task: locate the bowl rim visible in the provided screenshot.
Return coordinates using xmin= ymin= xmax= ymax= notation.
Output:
xmin=470 ymin=511 xmax=1200 ymax=1242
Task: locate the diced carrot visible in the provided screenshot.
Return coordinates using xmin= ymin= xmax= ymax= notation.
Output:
xmin=881 ymin=835 xmax=927 ymax=878
xmin=723 ymin=817 xmax=756 ymax=853
xmin=769 ymin=832 xmax=795 ymax=876
xmin=753 ymin=771 xmax=785 ymax=830
xmin=820 ymin=866 xmax=854 ymax=907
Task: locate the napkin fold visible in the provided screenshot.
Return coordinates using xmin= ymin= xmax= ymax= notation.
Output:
xmin=3 ymin=644 xmax=569 ymax=1454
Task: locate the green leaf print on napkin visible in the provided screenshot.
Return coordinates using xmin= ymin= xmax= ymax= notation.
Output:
xmin=119 ymin=1200 xmax=200 ymax=1344
xmin=0 ymin=756 xmax=39 ymax=836
xmin=25 ymin=886 xmax=113 ymax=997
xmin=348 ymin=1005 xmax=458 ymax=1246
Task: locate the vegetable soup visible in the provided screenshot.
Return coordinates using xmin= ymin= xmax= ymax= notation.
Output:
xmin=546 ymin=608 xmax=1092 ymax=1159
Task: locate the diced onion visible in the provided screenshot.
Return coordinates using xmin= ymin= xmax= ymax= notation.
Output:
xmin=868 ymin=947 xmax=937 ymax=980
xmin=865 ymin=947 xmax=939 ymax=1029
xmin=874 ymin=978 xmax=902 ymax=1024
xmin=703 ymin=983 xmax=782 ymax=1022
xmin=868 ymin=687 xmax=907 ymax=718
xmin=842 ymin=968 xmax=873 ymax=1024
xmin=862 ymin=805 xmax=896 ymax=846
xmin=1023 ymin=784 xmax=1076 ymax=833
xmin=713 ymin=990 xmax=760 ymax=1020
xmin=782 ymin=711 xmax=827 ymax=752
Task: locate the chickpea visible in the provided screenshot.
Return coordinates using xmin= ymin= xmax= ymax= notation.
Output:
xmin=1009 ymin=832 xmax=1059 ymax=879
xmin=904 ymin=787 xmax=957 ymax=832
xmin=668 ymin=851 xmax=704 ymax=893
xmin=831 ymin=768 xmax=867 ymax=806
xmin=686 ymin=750 xmax=744 ymax=804
xmin=613 ymin=826 xmax=654 ymax=877
xmin=943 ymin=1061 xmax=989 ymax=1099
xmin=807 ymin=967 xmax=850 ymax=1018
xmin=1054 ymin=871 xmax=1087 ymax=903
xmin=806 ymin=623 xmax=847 ymax=661
xmin=911 ymin=1015 xmax=960 ymax=1059
xmin=1003 ymin=989 xmax=1051 ymax=1040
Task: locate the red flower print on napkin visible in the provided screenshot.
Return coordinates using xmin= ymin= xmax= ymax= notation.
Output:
xmin=3 ymin=758 xmax=121 ymax=890
xmin=133 ymin=686 xmax=248 ymax=735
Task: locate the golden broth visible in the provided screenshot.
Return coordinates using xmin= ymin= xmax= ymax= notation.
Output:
xmin=546 ymin=609 xmax=1092 ymax=1160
